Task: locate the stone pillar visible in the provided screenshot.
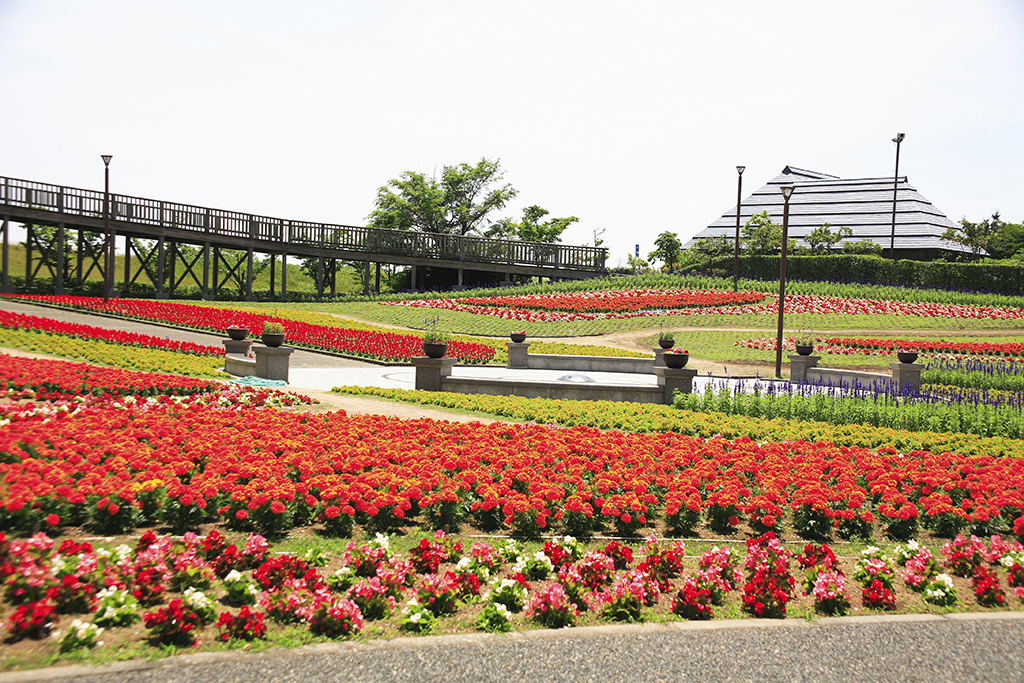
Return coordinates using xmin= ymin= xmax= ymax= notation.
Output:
xmin=412 ymin=356 xmax=457 ymax=392
xmin=653 ymin=348 xmax=666 ymax=368
xmin=890 ymin=362 xmax=923 ymax=393
xmin=788 ymin=355 xmax=821 ymax=382
xmin=222 ymin=339 xmax=253 ymax=356
xmin=654 ymin=366 xmax=698 ymax=404
xmin=253 ymin=345 xmax=294 ymax=382
xmin=507 ymin=341 xmax=530 ymax=369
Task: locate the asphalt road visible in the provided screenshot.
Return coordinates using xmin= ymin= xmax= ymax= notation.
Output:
xmin=8 ymin=614 xmax=1024 ymax=683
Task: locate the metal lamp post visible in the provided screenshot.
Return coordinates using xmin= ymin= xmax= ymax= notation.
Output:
xmin=889 ymin=133 xmax=905 ymax=260
xmin=775 ymin=184 xmax=795 ymax=378
xmin=733 ymin=165 xmax=745 ymax=292
xmin=101 ymin=155 xmax=113 ymax=302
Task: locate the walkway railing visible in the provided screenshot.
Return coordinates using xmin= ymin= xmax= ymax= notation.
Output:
xmin=0 ymin=175 xmax=606 ymax=271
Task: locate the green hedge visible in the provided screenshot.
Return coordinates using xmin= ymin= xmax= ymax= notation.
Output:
xmin=719 ymin=255 xmax=1024 ymax=295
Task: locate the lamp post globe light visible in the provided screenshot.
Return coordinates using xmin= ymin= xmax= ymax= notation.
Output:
xmin=775 ymin=184 xmax=795 ymax=378
xmin=733 ymin=165 xmax=745 ymax=292
xmin=101 ymin=155 xmax=113 ymax=302
xmin=889 ymin=132 xmax=905 ymax=260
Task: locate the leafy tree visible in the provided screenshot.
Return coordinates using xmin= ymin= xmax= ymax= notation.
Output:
xmin=647 ymin=232 xmax=683 ymax=272
xmin=804 ymin=223 xmax=853 ymax=254
xmin=485 ymin=205 xmax=578 ymax=243
xmin=943 ymin=213 xmax=1004 ymax=257
xmin=741 ymin=212 xmax=797 ymax=255
xmin=627 ymin=254 xmax=650 ymax=273
xmin=842 ymin=239 xmax=883 ymax=255
xmin=367 ymin=158 xmax=518 ymax=236
xmin=950 ymin=212 xmax=1024 ymax=260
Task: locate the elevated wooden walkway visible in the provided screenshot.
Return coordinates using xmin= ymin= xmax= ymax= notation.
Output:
xmin=0 ymin=175 xmax=607 ymax=299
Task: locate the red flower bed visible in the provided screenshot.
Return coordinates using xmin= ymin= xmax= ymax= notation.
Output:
xmin=458 ymin=289 xmax=767 ymax=314
xmin=2 ymin=295 xmax=494 ymax=364
xmin=389 ymin=292 xmax=1024 ymax=323
xmin=0 ymin=310 xmax=224 ymax=356
xmin=0 ymin=353 xmax=218 ymax=398
xmin=738 ymin=335 xmax=1024 ymax=361
xmin=2 ymin=378 xmax=1023 ymax=541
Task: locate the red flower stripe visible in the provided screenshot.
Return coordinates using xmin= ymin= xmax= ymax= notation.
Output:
xmin=0 ymin=310 xmax=224 ymax=356
xmin=2 ymin=295 xmax=494 ymax=364
xmin=0 ymin=353 xmax=218 ymax=397
xmin=386 ymin=291 xmax=1024 ymax=323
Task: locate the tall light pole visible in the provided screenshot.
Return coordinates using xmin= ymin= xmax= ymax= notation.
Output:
xmin=101 ymin=155 xmax=113 ymax=302
xmin=889 ymin=132 xmax=905 ymax=260
xmin=733 ymin=165 xmax=745 ymax=292
xmin=775 ymin=184 xmax=795 ymax=378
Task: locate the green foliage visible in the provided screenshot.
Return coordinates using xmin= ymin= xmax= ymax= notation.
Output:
xmin=648 ymin=232 xmax=683 ymax=272
xmin=367 ymin=158 xmax=518 ymax=236
xmin=804 ymin=224 xmax=852 ymax=254
xmin=673 ymin=383 xmax=1024 ymax=440
xmin=842 ymin=239 xmax=883 ymax=255
xmin=741 ymin=212 xmax=798 ymax=255
xmin=722 ymin=255 xmax=1024 ymax=296
xmin=485 ymin=205 xmax=578 ymax=243
xmin=943 ymin=213 xmax=1008 ymax=258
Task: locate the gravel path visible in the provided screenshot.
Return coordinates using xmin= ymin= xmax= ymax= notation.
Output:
xmin=8 ymin=614 xmax=1024 ymax=683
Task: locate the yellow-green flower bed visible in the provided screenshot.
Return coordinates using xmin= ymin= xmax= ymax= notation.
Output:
xmin=330 ymin=386 xmax=1024 ymax=460
xmin=0 ymin=328 xmax=227 ymax=378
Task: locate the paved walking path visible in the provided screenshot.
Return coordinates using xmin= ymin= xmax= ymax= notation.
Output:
xmin=5 ymin=613 xmax=1023 ymax=683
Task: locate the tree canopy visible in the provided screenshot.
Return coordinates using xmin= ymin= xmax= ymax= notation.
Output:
xmin=485 ymin=205 xmax=578 ymax=243
xmin=367 ymin=158 xmax=518 ymax=236
xmin=804 ymin=223 xmax=853 ymax=254
xmin=647 ymin=231 xmax=683 ymax=272
xmin=944 ymin=212 xmax=1024 ymax=259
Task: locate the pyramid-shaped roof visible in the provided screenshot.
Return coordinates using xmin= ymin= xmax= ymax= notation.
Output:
xmin=687 ymin=166 xmax=966 ymax=258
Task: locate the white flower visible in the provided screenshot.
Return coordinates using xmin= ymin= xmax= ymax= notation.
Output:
xmin=456 ymin=557 xmax=472 ymax=571
xmin=182 ymin=587 xmax=213 ymax=610
xmin=225 ymin=569 xmax=244 ymax=583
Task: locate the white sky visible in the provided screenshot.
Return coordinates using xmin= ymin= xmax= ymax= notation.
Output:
xmin=1 ymin=0 xmax=1022 ymax=267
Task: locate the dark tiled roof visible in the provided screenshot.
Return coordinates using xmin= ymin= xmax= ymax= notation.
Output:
xmin=687 ymin=165 xmax=967 ymax=254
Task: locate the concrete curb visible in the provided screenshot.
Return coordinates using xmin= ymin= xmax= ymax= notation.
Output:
xmin=4 ymin=611 xmax=1022 ymax=682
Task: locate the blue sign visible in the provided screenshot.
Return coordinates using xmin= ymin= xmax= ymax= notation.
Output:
xmin=635 ymin=244 xmax=639 ymax=258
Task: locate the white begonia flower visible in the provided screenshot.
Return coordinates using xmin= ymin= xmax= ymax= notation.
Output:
xmin=225 ymin=569 xmax=244 ymax=583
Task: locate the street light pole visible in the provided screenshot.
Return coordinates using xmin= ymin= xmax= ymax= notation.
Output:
xmin=101 ymin=155 xmax=113 ymax=302
xmin=889 ymin=133 xmax=905 ymax=260
xmin=775 ymin=184 xmax=795 ymax=378
xmin=733 ymin=166 xmax=745 ymax=292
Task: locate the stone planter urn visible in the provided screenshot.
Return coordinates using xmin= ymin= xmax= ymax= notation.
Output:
xmin=510 ymin=333 xmax=527 ymax=344
xmin=227 ymin=327 xmax=249 ymax=341
xmin=261 ymin=332 xmax=286 ymax=348
xmin=663 ymin=352 xmax=689 ymax=369
xmin=658 ymin=338 xmax=675 ymax=350
xmin=897 ymin=351 xmax=919 ymax=364
xmin=796 ymin=344 xmax=814 ymax=356
xmin=422 ymin=342 xmax=448 ymax=358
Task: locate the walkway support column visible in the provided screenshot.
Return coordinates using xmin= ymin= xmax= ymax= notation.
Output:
xmin=281 ymin=253 xmax=288 ymax=300
xmin=1 ymin=216 xmax=9 ymax=292
xmin=55 ymin=223 xmax=66 ymax=295
xmin=155 ymin=236 xmax=166 ymax=298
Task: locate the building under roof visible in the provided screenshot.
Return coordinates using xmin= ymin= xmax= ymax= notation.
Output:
xmin=687 ymin=166 xmax=967 ymax=260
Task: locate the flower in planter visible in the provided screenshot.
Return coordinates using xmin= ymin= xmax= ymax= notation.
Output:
xmin=665 ymin=348 xmax=690 ymax=355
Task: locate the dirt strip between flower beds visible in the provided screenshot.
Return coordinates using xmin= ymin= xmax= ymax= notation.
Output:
xmin=5 ymin=612 xmax=1023 ymax=683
